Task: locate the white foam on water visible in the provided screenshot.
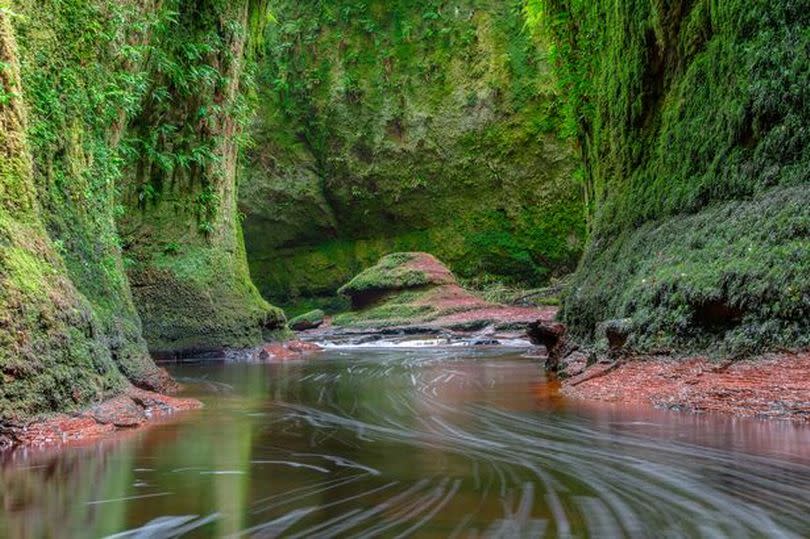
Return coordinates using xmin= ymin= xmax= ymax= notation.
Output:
xmin=314 ymin=336 xmax=533 ymax=350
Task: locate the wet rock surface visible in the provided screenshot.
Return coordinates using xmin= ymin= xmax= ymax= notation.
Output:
xmin=219 ymin=341 xmax=324 ymax=362
xmin=259 ymin=341 xmax=323 ymax=361
xmin=527 ymin=322 xmax=568 ymax=365
xmin=563 ymin=351 xmax=810 ymax=421
xmin=0 ymin=389 xmax=201 ymax=451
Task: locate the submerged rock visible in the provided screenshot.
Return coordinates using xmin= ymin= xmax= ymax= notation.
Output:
xmin=258 ymin=341 xmax=322 ymax=361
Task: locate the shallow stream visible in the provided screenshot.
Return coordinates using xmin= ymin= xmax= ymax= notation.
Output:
xmin=2 ymin=347 xmax=810 ymax=538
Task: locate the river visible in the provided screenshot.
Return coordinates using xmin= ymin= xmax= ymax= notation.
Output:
xmin=2 ymin=347 xmax=809 ymax=538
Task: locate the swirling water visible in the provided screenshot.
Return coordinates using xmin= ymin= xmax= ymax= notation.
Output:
xmin=2 ymin=347 xmax=810 ymax=538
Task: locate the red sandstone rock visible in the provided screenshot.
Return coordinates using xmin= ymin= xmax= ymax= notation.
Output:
xmin=334 ymin=253 xmax=558 ymax=332
xmin=259 ymin=341 xmax=323 ymax=361
xmin=2 ymin=388 xmax=201 ymax=450
xmin=563 ymin=351 xmax=810 ymax=421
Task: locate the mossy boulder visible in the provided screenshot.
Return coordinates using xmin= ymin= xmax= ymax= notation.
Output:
xmin=334 ymin=252 xmax=550 ymax=331
xmin=338 ymin=253 xmax=456 ymax=309
xmin=288 ymin=310 xmax=326 ymax=331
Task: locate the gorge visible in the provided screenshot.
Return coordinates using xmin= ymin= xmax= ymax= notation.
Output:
xmin=0 ymin=0 xmax=808 ymax=534
xmin=1 ymin=0 xmax=808 ymax=435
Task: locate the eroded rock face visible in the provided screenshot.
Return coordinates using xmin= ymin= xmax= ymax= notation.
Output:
xmin=119 ymin=0 xmax=285 ymax=356
xmin=1 ymin=1 xmax=278 ymax=432
xmin=1 ymin=389 xmax=201 ymax=449
xmin=240 ymin=1 xmax=584 ymax=309
xmin=597 ymin=318 xmax=633 ymax=357
xmin=1 ymin=10 xmax=140 ymax=423
xmin=541 ymin=1 xmax=810 ymax=355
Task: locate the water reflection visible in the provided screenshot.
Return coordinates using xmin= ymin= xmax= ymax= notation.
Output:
xmin=1 ymin=348 xmax=809 ymax=538
xmin=1 ymin=440 xmax=136 ymax=537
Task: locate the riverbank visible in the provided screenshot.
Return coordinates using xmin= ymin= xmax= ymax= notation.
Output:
xmin=0 ymin=388 xmax=201 ymax=451
xmin=562 ymin=351 xmax=810 ymax=422
xmin=5 ymin=342 xmax=807 ymax=453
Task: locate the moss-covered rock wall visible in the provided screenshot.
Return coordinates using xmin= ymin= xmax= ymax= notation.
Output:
xmin=533 ymin=0 xmax=809 ymax=354
xmin=240 ymin=0 xmax=585 ymax=312
xmin=118 ymin=0 xmax=285 ymax=355
xmin=1 ymin=0 xmax=280 ymax=421
xmin=1 ymin=3 xmax=164 ymax=422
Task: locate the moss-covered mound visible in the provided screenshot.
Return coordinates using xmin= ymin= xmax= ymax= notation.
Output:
xmin=240 ymin=0 xmax=584 ymax=310
xmin=288 ymin=310 xmax=326 ymax=331
xmin=339 ymin=253 xmax=456 ymax=308
xmin=533 ymin=1 xmax=809 ymax=355
xmin=334 ymin=253 xmax=550 ymax=330
xmin=565 ymin=186 xmax=809 ymax=354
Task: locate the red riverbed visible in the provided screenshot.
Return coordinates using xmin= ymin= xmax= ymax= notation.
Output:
xmin=4 ymin=389 xmax=201 ymax=449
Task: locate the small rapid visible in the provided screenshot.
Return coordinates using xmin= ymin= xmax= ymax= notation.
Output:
xmin=2 ymin=347 xmax=809 ymax=538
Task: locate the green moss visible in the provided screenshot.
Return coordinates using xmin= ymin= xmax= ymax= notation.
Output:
xmin=127 ymin=245 xmax=285 ymax=354
xmin=8 ymin=0 xmax=173 ymax=390
xmin=283 ymin=296 xmax=350 ymax=318
xmin=1 ymin=0 xmax=282 ymax=420
xmin=0 ymin=219 xmax=128 ymax=421
xmin=240 ymin=0 xmax=585 ymax=308
xmin=118 ymin=0 xmax=284 ymax=354
xmin=534 ymin=1 xmax=810 ymax=354
xmin=288 ymin=309 xmax=325 ymax=329
xmin=563 ymin=186 xmax=809 ymax=355
xmin=330 ymin=252 xmax=494 ymax=328
xmin=0 ymin=11 xmax=134 ymax=421
xmin=338 ymin=253 xmax=432 ymax=296
xmin=333 ymin=291 xmax=435 ymax=328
